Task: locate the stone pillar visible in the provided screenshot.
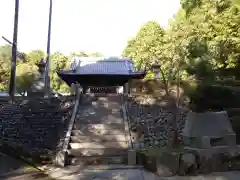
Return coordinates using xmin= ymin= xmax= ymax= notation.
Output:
xmin=75 ymin=83 xmax=80 ymax=95
xmin=30 ymin=58 xmax=46 ymax=95
xmin=82 ymin=85 xmax=87 ymax=94
xmin=128 ymin=80 xmax=131 ymax=94
xmin=124 ymin=82 xmax=130 ymax=94
xmin=70 ymin=83 xmax=76 ymax=95
xmin=128 ymin=149 xmax=136 ymax=165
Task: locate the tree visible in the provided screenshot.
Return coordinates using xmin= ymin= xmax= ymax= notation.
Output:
xmin=232 ymin=0 xmax=240 ymax=6
xmin=122 ymin=0 xmax=240 ymax=147
xmin=16 ymin=63 xmax=39 ymax=95
xmin=123 ymin=21 xmax=184 ymax=148
xmin=89 ymin=52 xmax=104 ymax=57
xmin=169 ymin=0 xmax=240 ymax=81
xmin=123 ymin=21 xmax=165 ymax=70
xmin=27 ymin=50 xmax=45 ymax=64
xmin=72 ymin=51 xmax=104 ymax=57
xmin=50 ymin=52 xmax=71 ymax=93
xmin=0 ymin=45 xmax=11 ymax=90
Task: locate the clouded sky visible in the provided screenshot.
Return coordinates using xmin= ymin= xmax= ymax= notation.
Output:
xmin=0 ymin=0 xmax=180 ymax=56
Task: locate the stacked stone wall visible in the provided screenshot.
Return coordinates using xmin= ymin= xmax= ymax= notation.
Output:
xmin=0 ymin=97 xmax=74 ymax=157
xmin=125 ymin=94 xmax=188 ymax=148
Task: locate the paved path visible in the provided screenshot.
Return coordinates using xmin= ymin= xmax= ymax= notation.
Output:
xmin=0 ymin=153 xmax=24 ymax=175
xmin=143 ymin=170 xmax=240 ymax=180
xmin=1 ymin=153 xmax=240 ymax=180
xmin=46 ymin=165 xmax=240 ymax=180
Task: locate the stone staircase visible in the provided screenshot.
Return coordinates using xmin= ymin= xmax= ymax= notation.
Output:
xmin=66 ymin=93 xmax=130 ymax=167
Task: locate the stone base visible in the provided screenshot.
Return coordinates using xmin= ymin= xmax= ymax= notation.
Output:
xmin=184 ymin=146 xmax=240 ymax=174
xmin=136 ymin=150 xmax=180 ymax=177
xmin=54 ymin=150 xmax=67 ymax=167
xmin=183 ymin=134 xmax=237 ymax=149
xmin=128 ymin=149 xmax=136 ymax=166
xmin=137 ymin=146 xmax=240 ymax=176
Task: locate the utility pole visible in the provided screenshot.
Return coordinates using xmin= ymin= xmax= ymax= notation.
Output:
xmin=45 ymin=0 xmax=52 ymax=96
xmin=9 ymin=0 xmax=19 ymax=101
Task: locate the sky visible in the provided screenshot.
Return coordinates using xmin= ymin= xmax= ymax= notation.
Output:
xmin=0 ymin=0 xmax=180 ymax=56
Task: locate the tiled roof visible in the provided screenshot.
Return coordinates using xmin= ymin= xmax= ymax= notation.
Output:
xmin=70 ymin=57 xmax=135 ymax=74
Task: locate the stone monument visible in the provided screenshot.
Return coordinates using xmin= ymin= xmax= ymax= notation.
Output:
xmin=28 ymin=58 xmax=46 ymax=96
xmin=182 ymin=111 xmax=240 ymax=173
xmin=183 ymin=111 xmax=236 ymax=150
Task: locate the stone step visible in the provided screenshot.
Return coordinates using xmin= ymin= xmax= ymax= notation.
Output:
xmin=74 ymin=117 xmax=123 ymax=124
xmin=69 ymin=141 xmax=128 ymax=149
xmin=73 ymin=123 xmax=125 ymax=133
xmin=0 ymin=171 xmax=53 ymax=180
xmin=65 ymin=164 xmax=143 ymax=171
xmin=81 ymin=94 xmax=121 ymax=104
xmin=226 ymin=108 xmax=240 ymax=117
xmin=84 ymin=93 xmax=120 ymax=98
xmin=75 ymin=106 xmax=123 ymax=124
xmin=70 ymin=134 xmax=126 ymax=143
xmin=68 ymin=155 xmax=127 ymax=166
xmin=71 ymin=129 xmax=125 ymax=136
xmin=68 ymin=148 xmax=127 ymax=157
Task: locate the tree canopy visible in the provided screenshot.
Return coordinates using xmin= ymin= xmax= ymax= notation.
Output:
xmin=123 ymin=0 xmax=240 ymax=85
xmin=0 ymin=0 xmax=239 ymax=95
xmin=0 ymin=45 xmax=103 ymax=94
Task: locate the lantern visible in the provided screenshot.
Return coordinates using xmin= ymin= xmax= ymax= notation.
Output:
xmin=151 ymin=63 xmax=161 ymax=80
xmin=36 ymin=58 xmax=46 ymax=74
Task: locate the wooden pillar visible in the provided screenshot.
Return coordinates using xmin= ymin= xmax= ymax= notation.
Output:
xmin=9 ymin=0 xmax=19 ymax=100
xmin=45 ymin=0 xmax=53 ymax=96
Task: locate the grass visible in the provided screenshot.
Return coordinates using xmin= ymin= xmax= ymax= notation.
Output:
xmin=138 ymin=146 xmax=185 ymax=157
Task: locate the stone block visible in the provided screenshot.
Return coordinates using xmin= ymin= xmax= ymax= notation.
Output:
xmin=54 ymin=150 xmax=67 ymax=167
xmin=225 ymin=134 xmax=236 ymax=147
xmin=128 ymin=149 xmax=136 ymax=165
xmin=155 ymin=152 xmax=180 ymax=176
xmin=178 ymin=152 xmax=198 ymax=175
xmin=183 ymin=111 xmax=236 ymax=148
xmin=183 ymin=111 xmax=234 ymax=137
xmin=201 ymin=136 xmax=211 ymax=149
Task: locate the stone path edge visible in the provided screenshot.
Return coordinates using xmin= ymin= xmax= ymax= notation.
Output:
xmin=121 ymin=94 xmax=132 ymax=150
xmin=54 ymin=90 xmax=81 ymax=167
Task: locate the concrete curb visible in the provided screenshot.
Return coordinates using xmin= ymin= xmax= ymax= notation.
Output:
xmin=121 ymin=94 xmax=137 ymax=165
xmin=54 ymin=90 xmax=81 ymax=167
xmin=121 ymin=94 xmax=132 ymax=150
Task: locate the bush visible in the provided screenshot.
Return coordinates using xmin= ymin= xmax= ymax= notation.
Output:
xmin=229 ymin=116 xmax=240 ymax=144
xmin=188 ymin=84 xmax=240 ymax=112
xmin=216 ymin=80 xmax=240 ymax=87
xmin=16 ymin=63 xmax=39 ymax=95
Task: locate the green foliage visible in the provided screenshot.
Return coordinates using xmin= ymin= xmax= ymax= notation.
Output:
xmin=232 ymin=0 xmax=240 ymax=6
xmin=123 ymin=21 xmax=165 ymax=70
xmin=26 ymin=50 xmax=45 ymax=64
xmin=139 ymin=146 xmax=184 ymax=157
xmin=0 ymin=45 xmax=12 ymax=91
xmin=72 ymin=51 xmax=104 ymax=57
xmin=0 ymin=45 xmax=103 ymax=94
xmin=229 ymin=116 xmax=240 ymax=144
xmin=123 ymin=0 xmax=240 ymax=85
xmin=16 ymin=63 xmax=39 ymax=95
xmin=189 ymin=84 xmax=240 ymax=111
xmin=1 ymin=0 xmax=240 ymax=96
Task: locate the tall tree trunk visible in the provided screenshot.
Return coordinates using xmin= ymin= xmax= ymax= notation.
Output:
xmin=159 ymin=67 xmax=169 ymax=96
xmin=159 ymin=67 xmax=180 ymax=148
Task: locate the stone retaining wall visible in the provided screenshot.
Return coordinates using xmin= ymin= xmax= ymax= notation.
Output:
xmin=0 ymin=96 xmax=75 ymax=158
xmin=125 ymin=94 xmax=188 ymax=148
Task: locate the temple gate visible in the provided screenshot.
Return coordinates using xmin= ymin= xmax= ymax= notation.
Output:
xmin=57 ymin=57 xmax=145 ymax=93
